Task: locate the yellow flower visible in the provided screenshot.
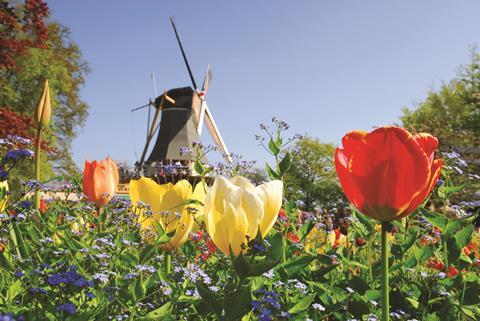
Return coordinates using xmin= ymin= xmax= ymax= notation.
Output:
xmin=204 ymin=176 xmax=283 ymax=256
xmin=129 ymin=177 xmax=205 ymax=250
xmin=0 ymin=180 xmax=8 ymax=212
xmin=304 ymin=226 xmax=328 ymax=254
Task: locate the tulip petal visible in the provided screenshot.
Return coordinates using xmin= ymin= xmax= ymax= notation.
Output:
xmin=335 ymin=149 xmax=366 ymax=212
xmin=204 ymin=178 xmax=231 ymax=254
xmin=401 ymin=158 xmax=443 ymax=219
xmin=413 ymin=133 xmax=438 ymax=163
xmin=240 ymin=187 xmax=264 ymax=239
xmin=230 ymin=176 xmax=256 ymax=191
xmin=341 ymin=130 xmax=368 ymax=158
xmin=348 ymin=127 xmax=430 ymax=215
xmin=257 ymin=180 xmax=283 ymax=237
xmin=129 ymin=177 xmax=168 ymax=227
xmin=158 ymin=180 xmax=192 ymax=233
xmin=164 ymin=203 xmax=195 ymax=251
xmin=82 ymin=160 xmax=96 ymax=202
xmin=93 ymin=158 xmax=119 ymax=207
xmin=226 ymin=203 xmax=249 ymax=256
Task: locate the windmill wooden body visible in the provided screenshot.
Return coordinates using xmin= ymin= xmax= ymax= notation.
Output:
xmin=133 ymin=17 xmax=231 ymax=184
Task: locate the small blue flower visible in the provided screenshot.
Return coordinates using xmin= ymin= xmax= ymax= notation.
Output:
xmin=29 ymin=287 xmax=48 ymax=295
xmin=56 ymin=303 xmax=76 ymax=315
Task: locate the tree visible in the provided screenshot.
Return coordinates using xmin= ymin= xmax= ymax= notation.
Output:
xmin=0 ymin=1 xmax=90 ymax=175
xmin=284 ymin=136 xmax=346 ymax=211
xmin=401 ymin=50 xmax=480 ymax=200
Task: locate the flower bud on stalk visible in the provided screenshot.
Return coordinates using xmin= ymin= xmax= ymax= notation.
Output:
xmin=33 ymin=80 xmax=52 ymax=210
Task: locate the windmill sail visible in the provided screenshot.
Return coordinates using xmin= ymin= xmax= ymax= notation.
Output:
xmin=203 ymin=102 xmax=232 ymax=162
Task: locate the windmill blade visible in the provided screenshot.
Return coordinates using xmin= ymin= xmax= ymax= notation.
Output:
xmin=195 ymin=65 xmax=212 ymax=135
xmin=196 ymin=100 xmax=207 ymax=135
xmin=203 ymin=103 xmax=232 ymax=163
xmin=201 ymin=64 xmax=212 ymax=93
xmin=170 ymin=16 xmax=198 ymax=90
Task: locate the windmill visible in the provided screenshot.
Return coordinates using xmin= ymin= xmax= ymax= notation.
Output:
xmin=132 ymin=17 xmax=232 ymax=183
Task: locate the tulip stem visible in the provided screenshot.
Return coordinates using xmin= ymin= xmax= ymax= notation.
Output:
xmin=34 ymin=126 xmax=42 ymax=210
xmin=442 ymin=201 xmax=449 ymax=271
xmin=166 ymin=253 xmax=171 ymax=274
xmin=381 ymin=222 xmax=390 ymax=321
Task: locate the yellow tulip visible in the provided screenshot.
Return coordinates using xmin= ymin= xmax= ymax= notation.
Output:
xmin=129 ymin=177 xmax=205 ymax=250
xmin=34 ymin=79 xmax=52 ymax=128
xmin=0 ymin=180 xmax=8 ymax=212
xmin=204 ymin=176 xmax=283 ymax=256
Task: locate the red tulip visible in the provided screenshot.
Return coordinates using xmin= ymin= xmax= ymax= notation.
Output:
xmin=82 ymin=157 xmax=119 ymax=207
xmin=335 ymin=126 xmax=442 ymax=222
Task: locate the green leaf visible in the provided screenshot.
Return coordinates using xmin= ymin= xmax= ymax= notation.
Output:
xmin=406 ymin=297 xmax=419 ymax=309
xmin=418 ymin=208 xmax=448 ymax=230
xmin=224 ymin=284 xmax=252 ymax=321
xmin=0 ymin=253 xmax=13 ymax=272
xmin=139 ymin=245 xmax=155 ymax=264
xmin=415 ymin=246 xmax=433 ymax=263
xmin=265 ymin=163 xmax=280 ymax=180
xmin=141 ymin=302 xmax=173 ymax=321
xmin=197 ymin=283 xmax=222 ymax=316
xmin=288 ymin=293 xmax=316 ymax=314
xmin=455 ymin=224 xmax=474 ymax=249
xmin=7 ymin=280 xmax=23 ymax=304
xmin=11 ymin=223 xmax=30 ymax=259
xmin=279 ymin=255 xmax=320 ymax=277
xmin=194 ymin=160 xmax=205 ymax=175
xmin=268 ymin=138 xmax=280 ymax=156
xmin=438 ymin=182 xmax=468 ymax=200
xmin=278 ymin=152 xmax=292 ymax=175
xmin=128 ymin=276 xmax=146 ymax=303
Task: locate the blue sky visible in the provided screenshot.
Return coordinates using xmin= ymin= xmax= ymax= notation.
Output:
xmin=48 ymin=1 xmax=480 ymax=169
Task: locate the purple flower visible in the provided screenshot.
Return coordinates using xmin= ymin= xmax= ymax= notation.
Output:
xmin=17 ymin=201 xmax=32 ymax=209
xmin=0 ymin=169 xmax=8 ymax=181
xmin=56 ymin=303 xmax=76 ymax=315
xmin=47 ymin=268 xmax=92 ymax=287
xmin=4 ymin=149 xmax=34 ymax=161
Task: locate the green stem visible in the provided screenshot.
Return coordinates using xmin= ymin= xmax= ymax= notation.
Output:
xmin=34 ymin=126 xmax=42 ymax=210
xmin=442 ymin=201 xmax=449 ymax=271
xmin=443 ymin=235 xmax=449 ymax=272
xmin=367 ymin=239 xmax=373 ymax=283
xmin=459 ymin=276 xmax=467 ymax=320
xmin=166 ymin=253 xmax=171 ymax=274
xmin=381 ymin=222 xmax=390 ymax=321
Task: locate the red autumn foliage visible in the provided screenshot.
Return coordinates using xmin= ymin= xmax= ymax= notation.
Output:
xmin=0 ymin=0 xmax=49 ymax=70
xmin=0 ymin=107 xmax=53 ymax=152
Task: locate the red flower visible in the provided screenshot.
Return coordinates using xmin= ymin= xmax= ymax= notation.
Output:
xmin=82 ymin=157 xmax=119 ymax=207
xmin=355 ymin=237 xmax=366 ymax=247
xmin=447 ymin=265 xmax=459 ymax=278
xmin=427 ymin=258 xmax=444 ymax=271
xmin=39 ymin=199 xmax=47 ymax=215
xmin=335 ymin=127 xmax=442 ymax=222
xmin=286 ymin=232 xmax=300 ymax=244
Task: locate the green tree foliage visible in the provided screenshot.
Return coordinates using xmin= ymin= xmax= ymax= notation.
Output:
xmin=0 ymin=1 xmax=90 ymax=175
xmin=284 ymin=135 xmax=346 ymax=211
xmin=400 ymin=51 xmax=480 ymax=199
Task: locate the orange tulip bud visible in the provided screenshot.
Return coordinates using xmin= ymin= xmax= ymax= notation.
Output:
xmin=34 ymin=80 xmax=52 ymax=128
xmin=82 ymin=157 xmax=119 ymax=207
xmin=335 ymin=126 xmax=443 ymax=222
